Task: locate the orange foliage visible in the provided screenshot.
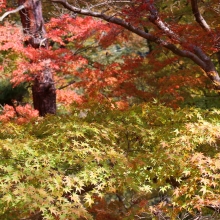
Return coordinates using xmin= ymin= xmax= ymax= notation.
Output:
xmin=46 ymin=15 xmax=123 ymax=48
xmin=115 ymin=101 xmax=129 ymax=110
xmin=0 ymin=0 xmax=6 ymax=12
xmin=56 ymin=89 xmax=83 ymax=105
xmin=0 ymin=12 xmax=214 ymax=115
xmin=0 ymin=104 xmax=39 ymax=124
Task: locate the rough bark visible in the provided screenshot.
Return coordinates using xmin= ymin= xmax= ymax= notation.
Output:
xmin=18 ymin=0 xmax=47 ymax=48
xmin=18 ymin=0 xmax=56 ymax=116
xmin=32 ymin=62 xmax=56 ymax=116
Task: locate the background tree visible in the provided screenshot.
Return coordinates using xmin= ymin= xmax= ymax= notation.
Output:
xmin=50 ymin=0 xmax=220 ymax=94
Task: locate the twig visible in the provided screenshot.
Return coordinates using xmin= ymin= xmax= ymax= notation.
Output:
xmin=58 ymin=80 xmax=76 ymax=90
xmin=90 ymin=1 xmax=132 ymax=10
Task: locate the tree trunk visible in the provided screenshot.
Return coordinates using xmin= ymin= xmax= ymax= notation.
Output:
xmin=32 ymin=63 xmax=56 ymax=116
xmin=18 ymin=0 xmax=47 ymax=48
xmin=18 ymin=0 xmax=56 ymax=116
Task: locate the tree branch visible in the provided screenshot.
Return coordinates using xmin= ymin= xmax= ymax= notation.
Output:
xmin=190 ymin=0 xmax=211 ymax=32
xmin=51 ymin=0 xmax=207 ymax=69
xmin=58 ymin=80 xmax=76 ymax=90
xmin=90 ymin=1 xmax=132 ymax=10
xmin=51 ymin=0 xmax=220 ymax=90
xmin=146 ymin=0 xmax=181 ymax=42
xmin=0 ymin=5 xmax=25 ymax=21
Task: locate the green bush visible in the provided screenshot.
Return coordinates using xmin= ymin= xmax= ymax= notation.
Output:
xmin=0 ymin=80 xmax=29 ymax=106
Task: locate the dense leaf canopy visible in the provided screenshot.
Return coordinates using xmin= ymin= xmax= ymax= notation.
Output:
xmin=0 ymin=104 xmax=220 ymax=219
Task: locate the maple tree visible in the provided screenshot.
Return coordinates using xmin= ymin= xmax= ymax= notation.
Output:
xmin=50 ymin=0 xmax=220 ymax=92
xmin=0 ymin=0 xmax=220 ymax=220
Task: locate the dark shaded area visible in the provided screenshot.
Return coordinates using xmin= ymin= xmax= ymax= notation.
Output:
xmin=0 ymin=80 xmax=28 ymax=106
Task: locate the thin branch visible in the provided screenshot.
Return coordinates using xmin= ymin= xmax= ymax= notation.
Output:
xmin=90 ymin=0 xmax=132 ymax=10
xmin=191 ymin=0 xmax=211 ymax=32
xmin=58 ymin=80 xmax=76 ymax=90
xmin=73 ymin=45 xmax=99 ymax=55
xmin=73 ymin=31 xmax=104 ymax=55
xmin=0 ymin=5 xmax=25 ymax=21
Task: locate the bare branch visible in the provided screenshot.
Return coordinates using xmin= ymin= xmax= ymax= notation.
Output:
xmin=0 ymin=5 xmax=25 ymax=21
xmin=191 ymin=0 xmax=211 ymax=32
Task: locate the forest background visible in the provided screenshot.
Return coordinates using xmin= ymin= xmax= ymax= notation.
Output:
xmin=0 ymin=0 xmax=220 ymax=219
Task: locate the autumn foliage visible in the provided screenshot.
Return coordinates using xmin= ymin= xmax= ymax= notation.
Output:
xmin=0 ymin=104 xmax=38 ymax=123
xmin=0 ymin=104 xmax=220 ymax=219
xmin=0 ymin=0 xmax=220 ymax=219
